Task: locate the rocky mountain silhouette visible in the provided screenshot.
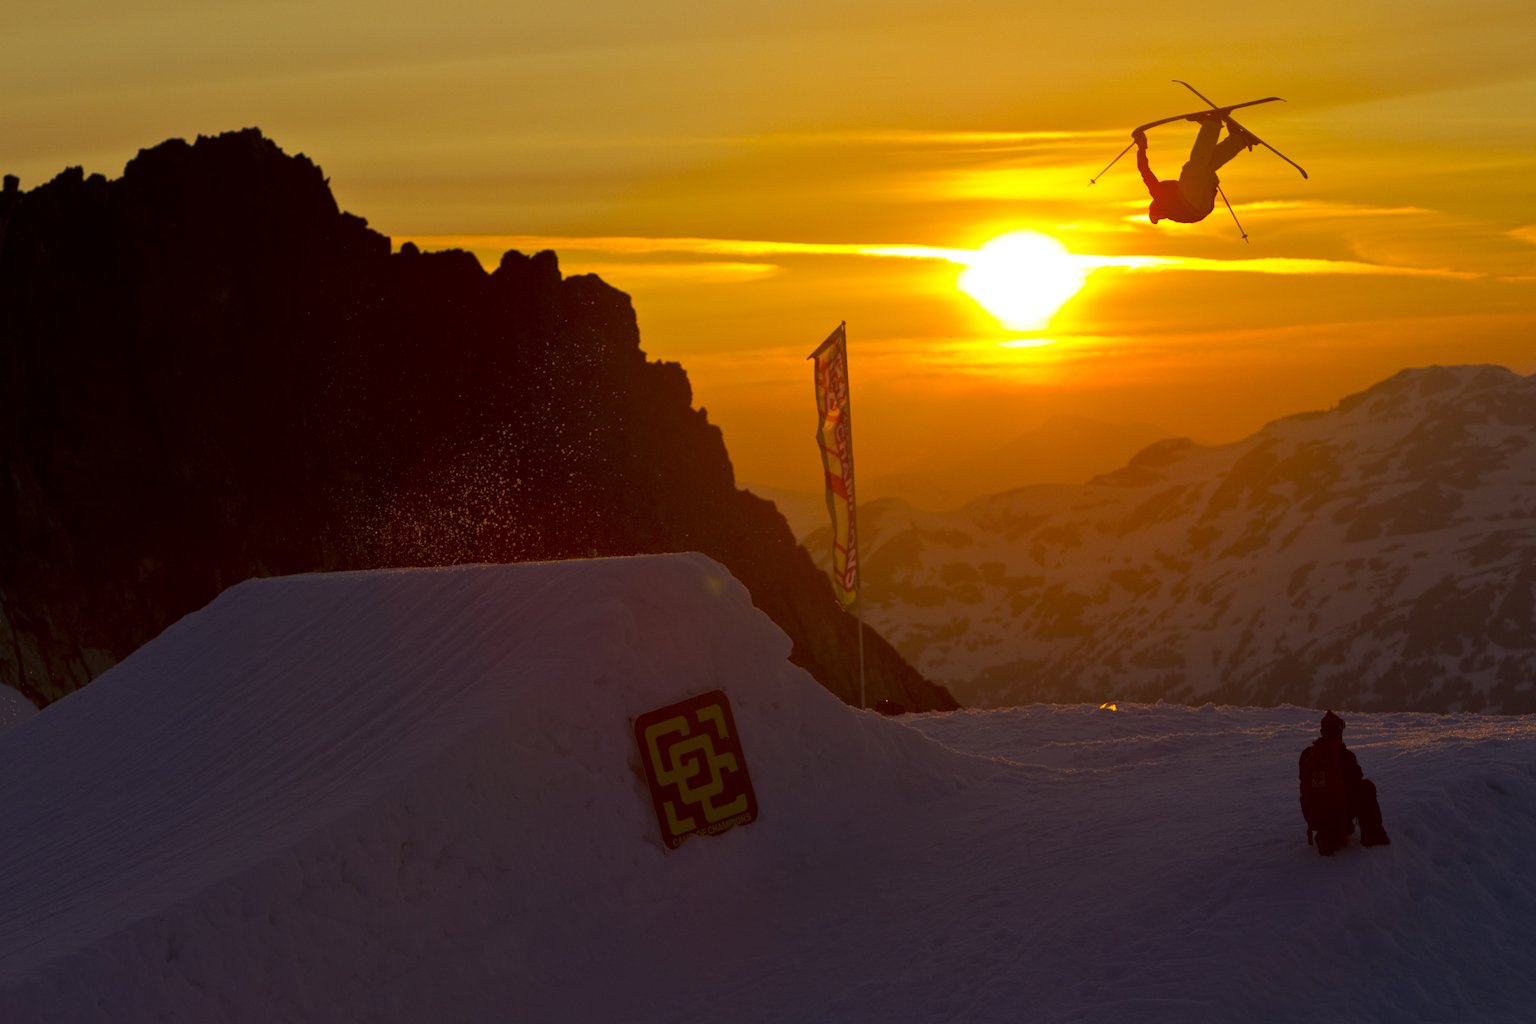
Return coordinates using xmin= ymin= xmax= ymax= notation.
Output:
xmin=0 ymin=129 xmax=955 ymax=713
xmin=827 ymin=365 xmax=1536 ymax=713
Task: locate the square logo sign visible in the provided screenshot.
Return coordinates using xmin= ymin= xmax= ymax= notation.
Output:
xmin=634 ymin=690 xmax=759 ymax=849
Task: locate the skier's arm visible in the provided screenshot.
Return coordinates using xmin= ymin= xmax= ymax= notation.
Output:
xmin=1134 ymin=131 xmax=1158 ymax=191
xmin=1299 ymin=750 xmax=1315 ymax=843
xmin=1298 ymin=750 xmax=1312 ymax=820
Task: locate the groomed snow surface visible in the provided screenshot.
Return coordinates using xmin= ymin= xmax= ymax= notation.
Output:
xmin=2 ymin=554 xmax=1533 ymax=1023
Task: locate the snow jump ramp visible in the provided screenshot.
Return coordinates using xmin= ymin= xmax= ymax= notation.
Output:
xmin=0 ymin=554 xmax=978 ymax=1022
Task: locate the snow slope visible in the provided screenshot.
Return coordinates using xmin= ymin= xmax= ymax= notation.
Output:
xmin=2 ymin=554 xmax=1534 ymax=1022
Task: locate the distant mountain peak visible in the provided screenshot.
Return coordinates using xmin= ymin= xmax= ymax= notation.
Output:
xmin=856 ymin=364 xmax=1536 ymax=713
xmin=1336 ymin=364 xmax=1524 ymax=417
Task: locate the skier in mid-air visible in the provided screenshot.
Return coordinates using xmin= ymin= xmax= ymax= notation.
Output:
xmin=1134 ymin=111 xmax=1257 ymax=225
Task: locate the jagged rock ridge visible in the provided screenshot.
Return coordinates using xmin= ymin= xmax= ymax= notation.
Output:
xmin=836 ymin=365 xmax=1536 ymax=712
xmin=0 ymin=128 xmax=955 ymax=713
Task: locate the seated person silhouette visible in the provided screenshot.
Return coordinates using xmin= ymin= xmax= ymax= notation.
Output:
xmin=1299 ymin=710 xmax=1391 ymax=856
xmin=1134 ymin=112 xmax=1256 ymax=224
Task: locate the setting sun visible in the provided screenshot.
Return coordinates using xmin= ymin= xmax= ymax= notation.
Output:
xmin=956 ymin=230 xmax=1090 ymax=331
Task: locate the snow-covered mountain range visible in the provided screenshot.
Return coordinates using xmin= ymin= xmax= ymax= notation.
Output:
xmin=840 ymin=365 xmax=1536 ymax=712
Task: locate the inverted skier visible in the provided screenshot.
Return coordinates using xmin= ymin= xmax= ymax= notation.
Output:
xmin=1134 ymin=111 xmax=1256 ymax=225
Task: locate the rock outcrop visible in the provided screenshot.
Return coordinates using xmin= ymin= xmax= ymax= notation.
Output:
xmin=0 ymin=129 xmax=955 ymax=713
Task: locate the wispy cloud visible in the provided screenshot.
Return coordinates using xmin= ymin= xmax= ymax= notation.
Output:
xmin=567 ymin=261 xmax=784 ymax=285
xmin=397 ymin=233 xmax=972 ymax=262
xmin=1233 ymin=200 xmax=1440 ymax=218
xmin=738 ymin=128 xmax=1124 ymax=149
xmin=1115 ymin=255 xmax=1483 ymax=280
xmin=396 ymin=234 xmax=1482 ymax=280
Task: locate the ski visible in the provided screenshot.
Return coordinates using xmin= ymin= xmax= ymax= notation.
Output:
xmin=1172 ymin=80 xmax=1308 ymax=180
xmin=1132 ymin=97 xmax=1283 ymax=136
xmin=1094 ymin=97 xmax=1283 ymax=186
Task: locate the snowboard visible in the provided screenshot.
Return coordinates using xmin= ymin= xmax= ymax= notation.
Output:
xmin=1172 ymin=80 xmax=1309 ymax=180
xmin=1132 ymin=97 xmax=1282 ymax=136
xmin=1356 ymin=778 xmax=1391 ymax=847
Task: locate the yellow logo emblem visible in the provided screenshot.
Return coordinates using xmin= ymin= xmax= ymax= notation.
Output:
xmin=634 ymin=690 xmax=759 ymax=849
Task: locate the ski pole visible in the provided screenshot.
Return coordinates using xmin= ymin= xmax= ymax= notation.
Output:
xmin=1216 ymin=185 xmax=1249 ymax=242
xmin=1089 ymin=140 xmax=1136 ymax=185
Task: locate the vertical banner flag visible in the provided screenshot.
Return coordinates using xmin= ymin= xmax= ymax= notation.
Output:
xmin=810 ymin=322 xmax=859 ymax=610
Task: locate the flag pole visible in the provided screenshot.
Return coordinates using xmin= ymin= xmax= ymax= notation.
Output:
xmin=849 ymin=323 xmax=866 ymax=710
xmin=856 ymin=577 xmax=866 ymax=709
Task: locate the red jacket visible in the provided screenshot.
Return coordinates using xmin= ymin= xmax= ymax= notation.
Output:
xmin=1137 ymin=145 xmax=1207 ymax=223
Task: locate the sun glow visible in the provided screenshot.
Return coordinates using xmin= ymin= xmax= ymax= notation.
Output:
xmin=957 ymin=230 xmax=1090 ymax=330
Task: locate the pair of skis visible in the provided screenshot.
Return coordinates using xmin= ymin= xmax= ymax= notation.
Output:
xmin=1161 ymin=80 xmax=1307 ymax=180
xmin=1091 ymin=80 xmax=1308 ymax=240
xmin=1093 ymin=80 xmax=1308 ymax=182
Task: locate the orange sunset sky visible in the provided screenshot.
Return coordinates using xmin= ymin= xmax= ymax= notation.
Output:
xmin=6 ymin=1 xmax=1534 ymax=504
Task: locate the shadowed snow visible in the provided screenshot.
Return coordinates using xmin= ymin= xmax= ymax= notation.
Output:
xmin=1 ymin=554 xmax=1533 ymax=1022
